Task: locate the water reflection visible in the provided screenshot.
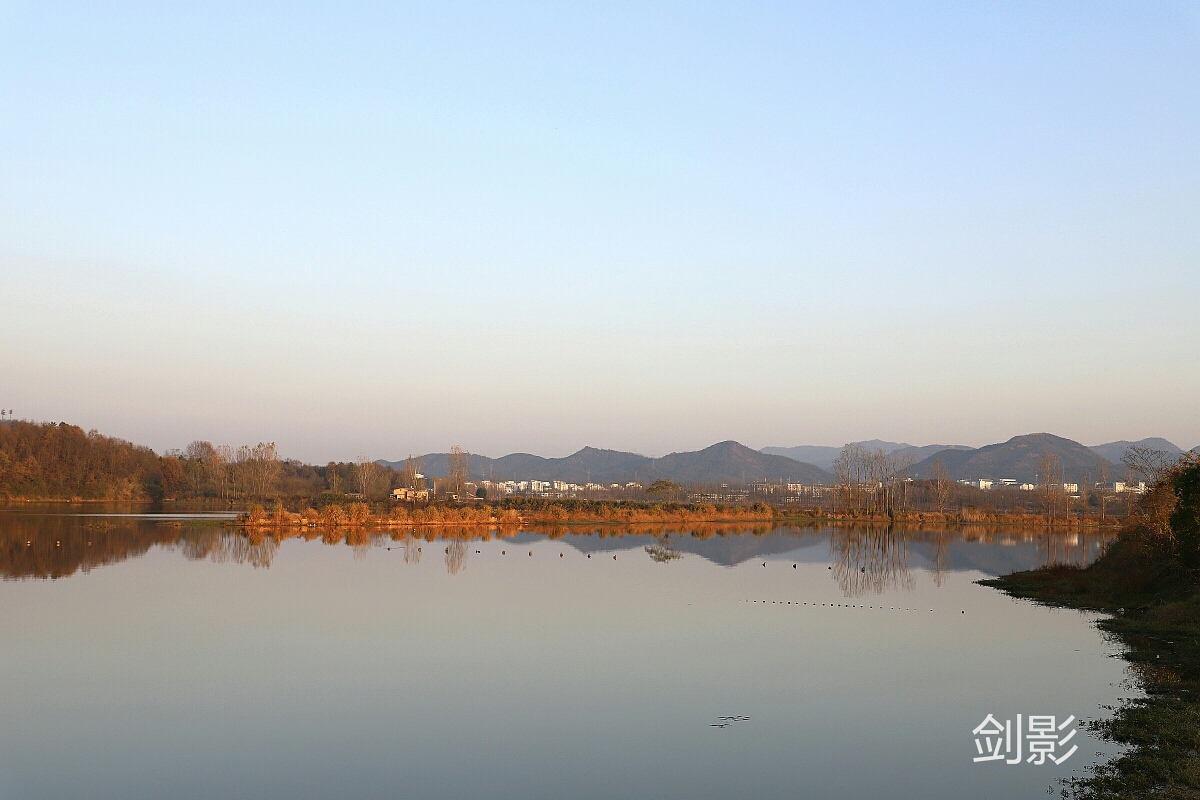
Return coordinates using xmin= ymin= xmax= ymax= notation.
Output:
xmin=178 ymin=529 xmax=277 ymax=569
xmin=1 ymin=513 xmax=1114 ymax=582
xmin=445 ymin=539 xmax=468 ymax=574
xmin=402 ymin=534 xmax=421 ymax=564
xmin=830 ymin=525 xmax=915 ymax=597
xmin=645 ymin=533 xmax=683 ymax=563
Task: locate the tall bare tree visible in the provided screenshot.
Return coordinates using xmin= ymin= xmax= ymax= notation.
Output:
xmin=833 ymin=443 xmax=870 ymax=513
xmin=355 ymin=455 xmax=382 ymax=498
xmin=1096 ymin=461 xmax=1114 ymax=521
xmin=245 ymin=442 xmax=280 ymax=497
xmin=930 ymin=456 xmax=953 ymax=513
xmin=1038 ymin=452 xmax=1062 ymax=523
xmin=447 ymin=446 xmax=469 ymax=498
xmin=399 ymin=454 xmax=425 ymax=490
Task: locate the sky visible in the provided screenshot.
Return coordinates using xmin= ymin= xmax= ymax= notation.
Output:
xmin=2 ymin=1 xmax=1198 ymax=462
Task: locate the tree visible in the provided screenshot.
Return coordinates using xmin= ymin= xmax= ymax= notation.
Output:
xmin=646 ymin=480 xmax=682 ymax=501
xmin=833 ymin=444 xmax=869 ymax=513
xmin=245 ymin=442 xmax=280 ymax=497
xmin=326 ymin=461 xmax=344 ymax=494
xmin=447 ymin=446 xmax=469 ymax=498
xmin=160 ymin=455 xmax=187 ymax=498
xmin=930 ymin=457 xmax=953 ymax=513
xmin=1038 ymin=452 xmax=1062 ymax=523
xmin=1096 ymin=461 xmax=1114 ymax=521
xmin=1122 ymin=445 xmax=1175 ymax=487
xmin=1169 ymin=454 xmax=1200 ymax=568
xmin=399 ymin=455 xmax=425 ymax=490
xmin=355 ymin=455 xmax=381 ymax=498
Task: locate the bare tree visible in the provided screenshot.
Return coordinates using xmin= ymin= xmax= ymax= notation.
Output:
xmin=447 ymin=446 xmax=469 ymax=498
xmin=399 ymin=454 xmax=425 ymax=490
xmin=1122 ymin=445 xmax=1175 ymax=487
xmin=1038 ymin=452 xmax=1062 ymax=523
xmin=355 ymin=455 xmax=382 ymax=498
xmin=930 ymin=456 xmax=953 ymax=513
xmin=245 ymin=442 xmax=280 ymax=497
xmin=1095 ymin=461 xmax=1114 ymax=521
xmin=833 ymin=443 xmax=869 ymax=513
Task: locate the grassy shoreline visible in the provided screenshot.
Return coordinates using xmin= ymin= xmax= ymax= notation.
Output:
xmin=222 ymin=497 xmax=1123 ymax=530
xmin=983 ymin=559 xmax=1200 ymax=796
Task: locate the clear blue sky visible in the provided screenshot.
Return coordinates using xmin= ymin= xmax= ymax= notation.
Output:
xmin=2 ymin=2 xmax=1198 ymax=461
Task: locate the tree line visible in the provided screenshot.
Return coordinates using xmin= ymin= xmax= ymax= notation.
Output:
xmin=0 ymin=420 xmax=415 ymax=502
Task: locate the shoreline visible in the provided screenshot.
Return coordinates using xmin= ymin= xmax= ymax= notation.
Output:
xmin=983 ymin=565 xmax=1199 ymax=796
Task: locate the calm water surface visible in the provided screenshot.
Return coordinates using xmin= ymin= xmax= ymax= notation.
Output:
xmin=1 ymin=512 xmax=1130 ymax=799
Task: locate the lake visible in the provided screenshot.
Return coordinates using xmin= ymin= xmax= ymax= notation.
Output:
xmin=1 ymin=511 xmax=1130 ymax=799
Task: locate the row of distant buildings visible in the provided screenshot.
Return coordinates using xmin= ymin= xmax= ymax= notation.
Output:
xmin=480 ymin=479 xmax=644 ymax=495
xmin=388 ymin=474 xmax=1150 ymax=503
xmin=960 ymin=478 xmax=1147 ymax=495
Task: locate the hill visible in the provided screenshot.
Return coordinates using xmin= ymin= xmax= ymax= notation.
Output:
xmin=646 ymin=441 xmax=831 ymax=484
xmin=762 ymin=441 xmax=972 ymax=472
xmin=911 ymin=433 xmax=1109 ymax=483
xmin=405 ymin=447 xmax=654 ymax=485
xmin=391 ymin=441 xmax=832 ymax=485
xmin=1089 ymin=438 xmax=1185 ymax=465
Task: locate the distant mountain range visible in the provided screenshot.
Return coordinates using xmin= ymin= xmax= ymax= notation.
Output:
xmin=384 ymin=441 xmax=833 ymax=485
xmin=762 ymin=441 xmax=974 ymax=472
xmin=907 ymin=433 xmax=1103 ymax=482
xmin=1087 ymin=438 xmax=1186 ymax=464
xmin=768 ymin=435 xmax=1191 ymax=483
xmin=386 ymin=435 xmax=1193 ymax=488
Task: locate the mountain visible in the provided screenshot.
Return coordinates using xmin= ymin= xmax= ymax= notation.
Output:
xmin=389 ymin=447 xmax=653 ymax=485
xmin=1089 ymin=438 xmax=1184 ymax=465
xmin=759 ymin=445 xmax=843 ymax=471
xmin=645 ymin=441 xmax=831 ymax=484
xmin=911 ymin=433 xmax=1110 ymax=483
xmin=762 ymin=441 xmax=972 ymax=472
xmin=386 ymin=441 xmax=832 ymax=485
xmin=890 ymin=443 xmax=975 ymax=463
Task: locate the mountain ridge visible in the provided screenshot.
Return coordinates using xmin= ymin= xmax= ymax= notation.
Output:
xmin=385 ymin=441 xmax=833 ymax=485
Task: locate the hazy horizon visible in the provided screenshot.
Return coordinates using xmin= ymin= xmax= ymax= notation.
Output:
xmin=3 ymin=2 xmax=1197 ymax=462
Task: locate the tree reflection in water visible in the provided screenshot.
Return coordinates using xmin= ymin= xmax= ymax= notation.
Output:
xmin=175 ymin=530 xmax=278 ymax=569
xmin=645 ymin=534 xmax=683 ymax=563
xmin=402 ymin=534 xmax=421 ymax=565
xmin=1 ymin=516 xmax=1117 ymax=582
xmin=830 ymin=525 xmax=915 ymax=597
xmin=931 ymin=530 xmax=950 ymax=587
xmin=444 ymin=539 xmax=468 ymax=574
